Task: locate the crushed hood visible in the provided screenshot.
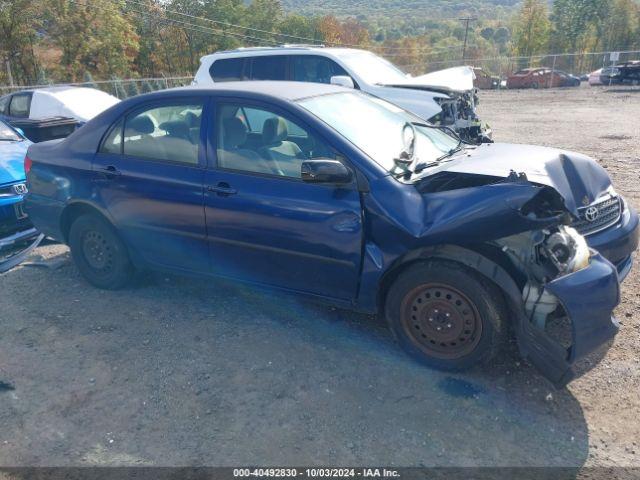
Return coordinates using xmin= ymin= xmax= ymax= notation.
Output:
xmin=402 ymin=66 xmax=476 ymax=93
xmin=424 ymin=143 xmax=613 ymax=215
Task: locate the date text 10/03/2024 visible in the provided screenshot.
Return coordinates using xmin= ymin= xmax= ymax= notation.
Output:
xmin=233 ymin=468 xmax=401 ymax=478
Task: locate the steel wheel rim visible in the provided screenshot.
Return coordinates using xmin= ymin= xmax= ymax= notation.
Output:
xmin=400 ymin=283 xmax=482 ymax=360
xmin=82 ymin=230 xmax=113 ymax=274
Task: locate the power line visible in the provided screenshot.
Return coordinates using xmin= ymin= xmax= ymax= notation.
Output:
xmin=74 ymin=0 xmax=279 ymax=46
xmin=119 ymin=0 xmax=465 ymax=54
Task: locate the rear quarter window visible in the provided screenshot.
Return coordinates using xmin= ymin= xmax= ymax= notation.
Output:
xmin=210 ymin=58 xmax=246 ymax=82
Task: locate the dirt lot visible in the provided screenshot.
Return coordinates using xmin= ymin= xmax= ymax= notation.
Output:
xmin=0 ymin=85 xmax=639 ymax=469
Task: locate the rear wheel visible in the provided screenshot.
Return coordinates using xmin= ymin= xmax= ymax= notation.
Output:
xmin=385 ymin=260 xmax=507 ymax=371
xmin=68 ymin=213 xmax=134 ymax=289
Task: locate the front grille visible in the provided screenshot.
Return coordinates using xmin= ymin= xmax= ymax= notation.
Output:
xmin=572 ymin=195 xmax=622 ymax=236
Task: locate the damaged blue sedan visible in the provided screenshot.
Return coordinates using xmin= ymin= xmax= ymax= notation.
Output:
xmin=23 ymin=82 xmax=639 ymax=386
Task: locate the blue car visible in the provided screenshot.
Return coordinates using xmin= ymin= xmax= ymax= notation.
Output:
xmin=24 ymin=82 xmax=639 ymax=386
xmin=0 ymin=119 xmax=41 ymax=272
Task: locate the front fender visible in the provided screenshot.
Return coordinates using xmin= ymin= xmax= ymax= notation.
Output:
xmin=519 ymin=252 xmax=620 ymax=387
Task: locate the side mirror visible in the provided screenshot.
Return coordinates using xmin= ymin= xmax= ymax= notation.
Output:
xmin=301 ymin=159 xmax=353 ymax=185
xmin=330 ymin=76 xmax=355 ymax=89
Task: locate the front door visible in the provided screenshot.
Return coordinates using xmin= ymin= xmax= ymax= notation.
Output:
xmin=204 ymin=100 xmax=363 ymax=300
xmin=92 ymin=98 xmax=210 ymax=273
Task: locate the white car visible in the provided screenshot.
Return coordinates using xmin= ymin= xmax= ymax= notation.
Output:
xmin=588 ymin=67 xmax=617 ymax=86
xmin=192 ymin=46 xmax=490 ymax=143
xmin=0 ymin=87 xmax=120 ymax=124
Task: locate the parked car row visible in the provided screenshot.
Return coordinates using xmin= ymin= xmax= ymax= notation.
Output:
xmin=506 ymin=68 xmax=581 ymax=89
xmin=2 ymin=47 xmax=638 ymax=388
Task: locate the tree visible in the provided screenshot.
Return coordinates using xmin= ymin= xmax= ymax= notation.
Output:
xmin=140 ymin=80 xmax=154 ymax=93
xmin=126 ymin=81 xmax=140 ymax=97
xmin=83 ymin=71 xmax=97 ymax=89
xmin=601 ymin=0 xmax=638 ymax=51
xmin=550 ymin=0 xmax=610 ymax=53
xmin=512 ymin=0 xmax=551 ymax=64
xmin=45 ymin=0 xmax=139 ymax=81
xmin=480 ymin=27 xmax=495 ymax=40
xmin=111 ymin=76 xmax=127 ymax=98
xmin=0 ymin=0 xmax=44 ymax=84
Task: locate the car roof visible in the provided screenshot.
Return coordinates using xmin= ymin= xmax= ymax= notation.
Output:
xmin=173 ymin=81 xmax=348 ymax=101
xmin=200 ymin=46 xmax=369 ymax=62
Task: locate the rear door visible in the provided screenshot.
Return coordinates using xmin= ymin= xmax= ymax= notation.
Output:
xmin=203 ymin=99 xmax=364 ymax=300
xmin=92 ymin=97 xmax=210 ymax=273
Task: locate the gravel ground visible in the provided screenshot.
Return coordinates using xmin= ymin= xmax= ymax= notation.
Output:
xmin=0 ymin=84 xmax=639 ymax=470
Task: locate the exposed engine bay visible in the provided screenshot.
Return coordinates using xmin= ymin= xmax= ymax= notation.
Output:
xmin=497 ymin=226 xmax=590 ymax=329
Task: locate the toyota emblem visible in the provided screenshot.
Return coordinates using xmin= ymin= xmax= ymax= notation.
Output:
xmin=12 ymin=183 xmax=28 ymax=195
xmin=585 ymin=206 xmax=599 ymax=222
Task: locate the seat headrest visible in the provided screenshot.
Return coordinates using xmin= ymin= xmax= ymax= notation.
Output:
xmin=184 ymin=111 xmax=200 ymax=128
xmin=223 ymin=117 xmax=248 ymax=148
xmin=262 ymin=117 xmax=288 ymax=145
xmin=160 ymin=120 xmax=190 ymax=140
xmin=126 ymin=115 xmax=154 ymax=135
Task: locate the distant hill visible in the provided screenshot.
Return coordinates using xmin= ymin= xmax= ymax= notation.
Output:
xmin=281 ymin=0 xmax=523 ymax=19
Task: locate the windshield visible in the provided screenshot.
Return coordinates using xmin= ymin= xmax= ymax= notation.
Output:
xmin=0 ymin=120 xmax=21 ymax=141
xmin=298 ymin=92 xmax=460 ymax=174
xmin=333 ymin=51 xmax=409 ymax=85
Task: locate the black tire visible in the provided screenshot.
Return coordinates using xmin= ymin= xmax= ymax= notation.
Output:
xmin=385 ymin=260 xmax=507 ymax=371
xmin=531 ymin=82 xmax=539 ymax=89
xmin=68 ymin=213 xmax=134 ymax=289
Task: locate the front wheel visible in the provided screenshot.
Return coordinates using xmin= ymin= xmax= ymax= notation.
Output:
xmin=385 ymin=260 xmax=507 ymax=371
xmin=68 ymin=213 xmax=134 ymax=289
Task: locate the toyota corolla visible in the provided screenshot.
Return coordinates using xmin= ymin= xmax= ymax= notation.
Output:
xmin=23 ymin=82 xmax=639 ymax=386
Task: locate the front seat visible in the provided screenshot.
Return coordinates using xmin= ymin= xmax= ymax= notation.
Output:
xmin=258 ymin=117 xmax=305 ymax=177
xmin=124 ymin=115 xmax=164 ymax=159
xmin=219 ymin=117 xmax=277 ymax=175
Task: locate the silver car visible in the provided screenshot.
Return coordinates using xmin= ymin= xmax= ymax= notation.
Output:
xmin=192 ymin=45 xmax=490 ymax=143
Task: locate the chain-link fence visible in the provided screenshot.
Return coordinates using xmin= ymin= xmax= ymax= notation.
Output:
xmin=399 ymin=50 xmax=640 ymax=86
xmin=0 ymin=76 xmax=194 ymax=98
xmin=2 ymin=49 xmax=639 ymax=96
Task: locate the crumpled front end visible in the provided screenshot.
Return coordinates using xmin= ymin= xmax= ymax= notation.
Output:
xmin=380 ymin=160 xmax=629 ymax=386
xmin=496 ymin=225 xmax=620 ymax=387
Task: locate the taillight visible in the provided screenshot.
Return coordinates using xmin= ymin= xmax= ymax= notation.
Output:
xmin=24 ymin=155 xmax=32 ymax=174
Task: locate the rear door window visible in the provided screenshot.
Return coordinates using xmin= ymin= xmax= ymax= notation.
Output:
xmin=249 ymin=56 xmax=287 ymax=80
xmin=120 ymin=102 xmax=204 ymax=165
xmin=9 ymin=94 xmax=31 ymax=117
xmin=290 ymin=55 xmax=349 ymax=84
xmin=210 ymin=58 xmax=245 ymax=82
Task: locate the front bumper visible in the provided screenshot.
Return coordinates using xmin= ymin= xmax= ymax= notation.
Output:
xmin=586 ymin=201 xmax=639 ymax=281
xmin=517 ymin=251 xmax=620 ymax=388
xmin=1 ymin=227 xmax=44 ymax=273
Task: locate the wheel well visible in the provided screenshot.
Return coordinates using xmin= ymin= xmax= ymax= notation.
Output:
xmin=60 ymin=203 xmax=111 ymax=243
xmin=376 ymin=244 xmax=522 ymax=314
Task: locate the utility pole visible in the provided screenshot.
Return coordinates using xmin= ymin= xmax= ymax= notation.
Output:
xmin=459 ymin=17 xmax=477 ymax=63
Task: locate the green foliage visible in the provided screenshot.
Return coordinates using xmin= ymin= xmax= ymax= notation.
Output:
xmin=140 ymin=80 xmax=154 ymax=93
xmin=1 ymin=0 xmax=639 ymax=86
xmin=111 ymin=76 xmax=127 ymax=98
xmin=512 ymin=0 xmax=551 ymax=62
xmin=83 ymin=71 xmax=97 ymax=89
xmin=126 ymin=81 xmax=140 ymax=97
